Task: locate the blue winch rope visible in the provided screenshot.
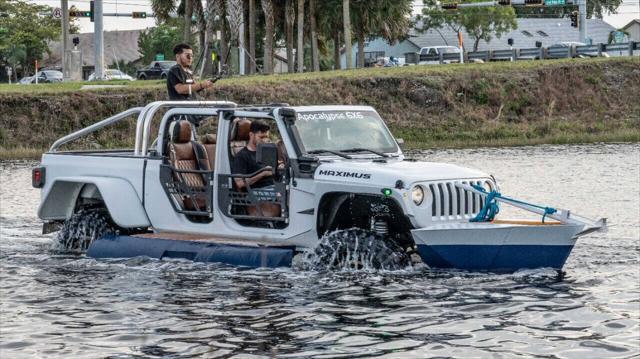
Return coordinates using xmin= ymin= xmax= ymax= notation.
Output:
xmin=470 ymin=186 xmax=500 ymax=222
xmin=469 ymin=184 xmax=557 ymax=223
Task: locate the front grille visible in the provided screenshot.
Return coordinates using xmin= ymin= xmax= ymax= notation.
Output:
xmin=427 ymin=179 xmax=494 ymax=220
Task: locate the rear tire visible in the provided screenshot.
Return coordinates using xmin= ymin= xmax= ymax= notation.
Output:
xmin=309 ymin=228 xmax=410 ymax=270
xmin=53 ymin=206 xmax=115 ymax=253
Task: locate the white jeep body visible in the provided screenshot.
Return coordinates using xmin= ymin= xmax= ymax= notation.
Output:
xmin=35 ymin=102 xmax=495 ymax=251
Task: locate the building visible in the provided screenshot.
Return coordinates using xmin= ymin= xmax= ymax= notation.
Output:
xmin=622 ymin=19 xmax=640 ymax=42
xmin=341 ymin=18 xmax=616 ymax=68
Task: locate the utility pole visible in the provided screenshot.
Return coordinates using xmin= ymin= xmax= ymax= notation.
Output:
xmin=94 ymin=0 xmax=104 ymax=79
xmin=239 ymin=21 xmax=245 ymax=75
xmin=578 ymin=0 xmax=587 ymax=43
xmin=61 ymin=0 xmax=69 ymax=80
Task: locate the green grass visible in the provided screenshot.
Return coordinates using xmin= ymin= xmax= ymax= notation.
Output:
xmin=0 ymin=79 xmax=165 ymax=94
xmin=2 ymin=57 xmax=637 ymax=94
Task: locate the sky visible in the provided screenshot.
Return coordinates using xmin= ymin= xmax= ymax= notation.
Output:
xmin=29 ymin=0 xmax=640 ymax=33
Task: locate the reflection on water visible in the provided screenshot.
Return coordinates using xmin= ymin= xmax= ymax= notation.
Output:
xmin=1 ymin=144 xmax=639 ymax=358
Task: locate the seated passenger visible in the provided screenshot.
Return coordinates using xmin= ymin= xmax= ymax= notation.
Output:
xmin=232 ymin=119 xmax=275 ymax=190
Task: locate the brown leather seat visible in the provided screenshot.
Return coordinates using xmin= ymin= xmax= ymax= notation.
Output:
xmin=229 ymin=118 xmax=251 ymax=157
xmin=201 ymin=134 xmax=216 ymax=169
xmin=168 ymin=120 xmax=209 ymax=210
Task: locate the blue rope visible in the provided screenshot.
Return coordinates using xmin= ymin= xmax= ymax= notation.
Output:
xmin=470 ymin=187 xmax=500 ymax=222
xmin=469 ymin=184 xmax=557 ymax=223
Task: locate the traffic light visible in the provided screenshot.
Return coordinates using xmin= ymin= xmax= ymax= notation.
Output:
xmin=132 ymin=12 xmax=147 ymax=19
xmin=69 ymin=10 xmax=92 ymax=18
xmin=498 ymin=0 xmax=511 ymax=5
xmin=570 ymin=11 xmax=578 ymax=28
xmin=524 ymin=0 xmax=543 ymax=5
xmin=441 ymin=0 xmax=458 ymax=10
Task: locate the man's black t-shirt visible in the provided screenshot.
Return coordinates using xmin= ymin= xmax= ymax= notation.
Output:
xmin=232 ymin=147 xmax=274 ymax=188
xmin=167 ymin=65 xmax=195 ymax=100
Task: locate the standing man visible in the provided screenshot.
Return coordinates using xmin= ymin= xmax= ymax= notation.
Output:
xmin=167 ymin=43 xmax=215 ymax=100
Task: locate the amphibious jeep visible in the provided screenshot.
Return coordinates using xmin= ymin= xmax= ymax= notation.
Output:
xmin=35 ymin=101 xmax=600 ymax=271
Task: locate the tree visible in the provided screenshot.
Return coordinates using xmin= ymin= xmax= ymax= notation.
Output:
xmin=588 ymin=0 xmax=624 ymax=19
xmin=342 ymin=0 xmax=352 ymax=69
xmin=183 ymin=0 xmax=193 ymax=42
xmin=316 ymin=0 xmax=342 ymax=70
xmin=137 ymin=24 xmax=182 ymax=64
xmin=296 ymin=0 xmax=304 ymax=72
xmin=248 ymin=0 xmax=256 ymax=74
xmin=0 ymin=0 xmax=61 ymax=79
xmin=261 ymin=0 xmax=275 ymax=73
xmin=309 ymin=0 xmax=319 ymax=72
xmin=284 ymin=0 xmax=295 ymax=73
xmin=420 ymin=0 xmax=517 ymax=52
xmin=462 ymin=6 xmax=517 ymax=51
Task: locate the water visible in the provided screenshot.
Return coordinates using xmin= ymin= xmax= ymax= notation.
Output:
xmin=1 ymin=144 xmax=639 ymax=358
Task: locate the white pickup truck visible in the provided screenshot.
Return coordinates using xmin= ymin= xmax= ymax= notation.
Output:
xmin=34 ymin=101 xmax=603 ymax=271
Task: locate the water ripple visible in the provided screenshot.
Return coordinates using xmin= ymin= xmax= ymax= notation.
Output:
xmin=1 ymin=144 xmax=639 ymax=358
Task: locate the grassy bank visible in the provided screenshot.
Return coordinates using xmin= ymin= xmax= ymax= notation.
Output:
xmin=1 ymin=57 xmax=638 ymax=159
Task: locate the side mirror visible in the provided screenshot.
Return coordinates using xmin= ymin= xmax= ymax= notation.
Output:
xmin=257 ymin=143 xmax=278 ymax=171
xmin=396 ymin=138 xmax=405 ymax=147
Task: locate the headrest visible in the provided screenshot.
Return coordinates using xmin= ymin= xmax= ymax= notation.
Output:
xmin=230 ymin=118 xmax=251 ymax=142
xmin=202 ymin=134 xmax=216 ymax=144
xmin=169 ymin=120 xmax=193 ymax=144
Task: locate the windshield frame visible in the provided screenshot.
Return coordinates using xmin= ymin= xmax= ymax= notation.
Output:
xmin=284 ymin=108 xmax=400 ymax=158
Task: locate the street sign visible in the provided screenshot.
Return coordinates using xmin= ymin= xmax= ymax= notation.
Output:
xmin=614 ymin=31 xmax=625 ymax=43
xmin=155 ymin=53 xmax=165 ymax=61
xmin=544 ymin=0 xmax=565 ymax=5
xmin=52 ymin=7 xmax=62 ymax=19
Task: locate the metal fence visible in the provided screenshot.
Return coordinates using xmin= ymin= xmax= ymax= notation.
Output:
xmin=404 ymin=42 xmax=639 ymax=64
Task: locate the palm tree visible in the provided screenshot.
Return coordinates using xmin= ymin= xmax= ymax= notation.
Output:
xmin=261 ymin=0 xmax=275 ymax=73
xmin=248 ymin=0 xmax=256 ymax=74
xmin=316 ymin=0 xmax=342 ymax=70
xmin=342 ymin=0 xmax=352 ymax=69
xmin=192 ymin=0 xmax=207 ymax=61
xmin=296 ymin=0 xmax=304 ymax=73
xmin=183 ymin=0 xmax=192 ymax=42
xmin=309 ymin=0 xmax=319 ymax=72
xmin=214 ymin=0 xmax=228 ymax=69
xmin=285 ymin=0 xmax=295 ymax=73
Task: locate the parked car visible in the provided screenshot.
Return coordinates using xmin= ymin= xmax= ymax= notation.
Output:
xmin=18 ymin=76 xmax=35 ymax=84
xmin=34 ymin=70 xmax=63 ymax=83
xmin=418 ymin=46 xmax=461 ymax=64
xmin=136 ymin=61 xmax=176 ymax=80
xmin=87 ymin=69 xmax=134 ymax=81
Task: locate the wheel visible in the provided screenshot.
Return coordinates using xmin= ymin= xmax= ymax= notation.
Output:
xmin=53 ymin=206 xmax=115 ymax=253
xmin=307 ymin=228 xmax=410 ymax=270
xmin=138 ymin=74 xmax=146 ymax=80
xmin=161 ymin=74 xmax=167 ymax=80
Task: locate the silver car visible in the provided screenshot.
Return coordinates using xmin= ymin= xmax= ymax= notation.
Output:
xmin=87 ymin=69 xmax=134 ymax=81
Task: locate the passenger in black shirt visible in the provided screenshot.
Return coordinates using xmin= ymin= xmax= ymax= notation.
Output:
xmin=232 ymin=120 xmax=276 ymax=190
xmin=167 ymin=43 xmax=214 ymax=100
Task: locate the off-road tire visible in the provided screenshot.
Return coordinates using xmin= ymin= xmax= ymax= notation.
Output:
xmin=53 ymin=206 xmax=115 ymax=253
xmin=309 ymin=228 xmax=410 ymax=270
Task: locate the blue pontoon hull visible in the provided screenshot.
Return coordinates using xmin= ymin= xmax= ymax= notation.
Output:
xmin=87 ymin=234 xmax=294 ymax=268
xmin=412 ymin=222 xmax=584 ymax=273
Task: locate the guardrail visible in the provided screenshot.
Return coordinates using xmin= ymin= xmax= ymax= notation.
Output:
xmin=404 ymin=41 xmax=638 ymax=65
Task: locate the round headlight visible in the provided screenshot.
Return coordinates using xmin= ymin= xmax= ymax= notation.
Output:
xmin=411 ymin=185 xmax=424 ymax=205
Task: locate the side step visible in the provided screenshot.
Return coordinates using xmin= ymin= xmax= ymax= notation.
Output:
xmin=87 ymin=233 xmax=294 ymax=268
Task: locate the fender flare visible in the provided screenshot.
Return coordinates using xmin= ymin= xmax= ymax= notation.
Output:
xmin=37 ymin=176 xmax=151 ymax=228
